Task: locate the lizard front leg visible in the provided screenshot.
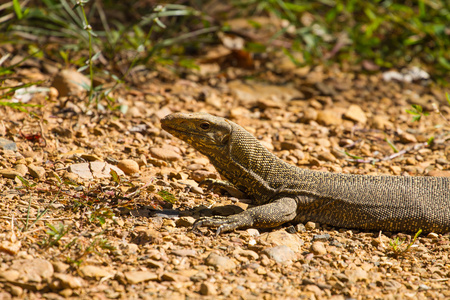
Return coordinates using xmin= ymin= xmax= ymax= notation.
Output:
xmin=193 ymin=197 xmax=298 ymax=235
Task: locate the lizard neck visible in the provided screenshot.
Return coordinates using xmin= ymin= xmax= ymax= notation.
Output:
xmin=210 ymin=123 xmax=316 ymax=203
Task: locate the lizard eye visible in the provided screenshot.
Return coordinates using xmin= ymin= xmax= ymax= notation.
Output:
xmin=199 ymin=122 xmax=210 ymax=130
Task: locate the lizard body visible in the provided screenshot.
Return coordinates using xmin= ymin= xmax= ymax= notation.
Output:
xmin=161 ymin=112 xmax=450 ymax=234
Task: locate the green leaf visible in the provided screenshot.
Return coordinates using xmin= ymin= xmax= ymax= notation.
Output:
xmin=446 ymin=92 xmax=450 ymax=107
xmin=411 ymin=104 xmax=423 ymax=113
xmin=13 ymin=0 xmax=23 ymax=20
xmin=412 ymin=115 xmax=421 ymax=122
xmin=344 ymin=151 xmax=363 ymax=160
xmin=438 ymin=57 xmax=450 ymax=70
xmin=426 ymin=136 xmax=435 ymax=146
xmin=157 ymin=190 xmax=177 ymax=204
xmin=405 ymin=109 xmax=419 ymax=115
xmin=16 ymin=175 xmax=30 ymax=187
xmin=110 ymin=169 xmax=120 ymax=184
xmin=385 ymin=138 xmax=399 ymax=153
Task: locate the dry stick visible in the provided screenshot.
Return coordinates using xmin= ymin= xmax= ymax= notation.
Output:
xmin=0 ymin=216 xmax=69 ymax=221
xmin=344 ymin=142 xmax=427 ymax=164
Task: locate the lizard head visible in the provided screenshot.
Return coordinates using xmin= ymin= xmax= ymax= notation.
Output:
xmin=161 ymin=112 xmax=232 ymax=156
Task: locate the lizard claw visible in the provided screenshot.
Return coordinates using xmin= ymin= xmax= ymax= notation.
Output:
xmin=192 ymin=215 xmax=242 ymax=236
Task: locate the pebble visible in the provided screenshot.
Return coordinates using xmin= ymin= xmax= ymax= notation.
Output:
xmin=263 ymin=245 xmax=295 ymax=264
xmin=175 ymin=216 xmax=196 ymax=227
xmin=150 ymin=147 xmax=181 ymax=161
xmin=51 ymin=69 xmax=90 ymax=97
xmin=205 ymin=252 xmax=236 ymax=270
xmin=372 ymin=115 xmax=394 ymax=130
xmin=233 ymin=247 xmax=259 ymax=260
xmin=0 ymin=138 xmax=17 ymax=151
xmin=344 ymin=104 xmax=367 ymax=124
xmin=79 ymin=265 xmax=113 ymax=279
xmin=27 ymin=164 xmax=46 ymax=179
xmin=0 ymin=169 xmax=22 ymax=179
xmin=0 ymin=270 xmax=20 ymax=281
xmin=124 ymin=271 xmax=158 ymax=284
xmin=316 ymin=110 xmax=342 ymax=126
xmin=10 ymin=258 xmax=54 ymax=283
xmin=199 ymin=282 xmax=217 ymax=295
xmin=428 ymin=170 xmax=450 ymax=177
xmin=346 ymin=267 xmax=369 ymax=282
xmin=53 ymin=273 xmax=85 ymax=289
xmin=170 ymin=249 xmax=198 ymax=257
xmin=117 ymin=159 xmax=140 ymax=175
xmin=259 ymin=230 xmax=304 ymax=251
xmin=311 ymin=242 xmax=327 ymax=255
xmin=14 ymin=164 xmax=28 ymax=176
xmin=190 ymin=272 xmax=208 ymax=282
xmin=305 ymin=222 xmax=317 ymax=230
xmin=312 ymin=234 xmax=331 ymax=241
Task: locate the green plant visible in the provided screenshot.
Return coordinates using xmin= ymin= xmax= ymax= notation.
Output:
xmin=388 ymin=229 xmax=422 ymax=256
xmin=41 ymin=223 xmax=72 ymax=248
xmin=406 ymin=104 xmax=429 ymax=122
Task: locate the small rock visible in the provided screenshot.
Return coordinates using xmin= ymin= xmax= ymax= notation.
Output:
xmin=171 ymin=249 xmax=198 ymax=257
xmin=346 ymin=267 xmax=369 ymax=282
xmin=52 ymin=262 xmax=69 ymax=273
xmin=263 ymin=245 xmax=295 ymax=264
xmin=199 ymin=282 xmax=217 ymax=295
xmin=312 ymin=234 xmax=331 ymax=242
xmin=0 ymin=240 xmax=22 ymax=255
xmin=311 ymin=242 xmax=327 ymax=255
xmin=0 ymin=138 xmax=17 ymax=151
xmin=372 ymin=115 xmax=394 ymax=130
xmin=53 ymin=273 xmax=84 ymax=289
xmin=259 ymin=230 xmax=304 ymax=251
xmin=280 ymin=141 xmax=302 ymax=150
xmin=428 ymin=170 xmax=450 ymax=177
xmin=246 ymin=228 xmax=260 ymax=237
xmin=190 ymin=272 xmax=208 ymax=282
xmin=175 ymin=216 xmax=196 ymax=227
xmin=150 ymin=147 xmax=182 ymax=161
xmin=233 ymin=247 xmax=259 ymax=260
xmin=295 ymin=223 xmax=306 ymax=232
xmin=191 ymin=170 xmax=218 ymax=182
xmin=69 ymin=163 xmax=93 ymax=179
xmin=205 ymin=252 xmax=236 ymax=270
xmin=124 ymin=271 xmax=158 ymax=284
xmin=316 ymin=110 xmax=342 ymax=126
xmin=389 ymin=165 xmax=402 ymax=175
xmin=0 ymin=169 xmax=22 ymax=179
xmin=14 ymin=164 xmax=28 ymax=176
xmin=317 ymin=152 xmax=336 ymax=162
xmin=305 ymin=222 xmax=317 ymax=230
xmin=398 ymin=131 xmax=417 ymax=143
xmin=0 ymin=270 xmax=20 ymax=281
xmin=52 ymin=69 xmax=90 ymax=97
xmin=9 ymin=285 xmax=23 ymax=297
xmin=427 ymin=232 xmax=439 ymax=238
xmin=10 ymin=258 xmax=54 ymax=283
xmin=161 ymin=272 xmax=188 ymax=282
xmin=79 ymin=265 xmax=112 ymax=279
xmin=27 ymin=164 xmax=46 ymax=180
xmin=117 ymin=159 xmax=140 ymax=175
xmin=301 ymin=107 xmax=318 ymax=122
xmin=344 ymin=104 xmax=367 ymax=124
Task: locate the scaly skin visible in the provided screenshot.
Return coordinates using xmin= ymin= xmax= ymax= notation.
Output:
xmin=161 ymin=112 xmax=450 ymax=234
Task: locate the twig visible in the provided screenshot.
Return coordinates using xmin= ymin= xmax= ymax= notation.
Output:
xmin=0 ymin=216 xmax=69 ymax=221
xmin=345 ymin=141 xmax=429 ymax=164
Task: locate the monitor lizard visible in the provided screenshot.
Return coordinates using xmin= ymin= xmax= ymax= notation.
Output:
xmin=161 ymin=112 xmax=450 ymax=235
